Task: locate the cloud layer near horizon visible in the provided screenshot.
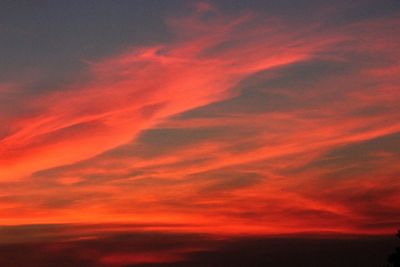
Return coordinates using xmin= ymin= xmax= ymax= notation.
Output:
xmin=1 ymin=1 xmax=399 ymax=235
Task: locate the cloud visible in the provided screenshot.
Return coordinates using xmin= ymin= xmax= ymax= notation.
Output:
xmin=1 ymin=4 xmax=324 ymax=182
xmin=1 ymin=1 xmax=400 ymax=235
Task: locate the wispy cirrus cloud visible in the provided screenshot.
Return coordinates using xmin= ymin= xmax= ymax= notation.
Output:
xmin=0 ymin=5 xmax=327 ymax=182
xmin=1 ymin=2 xmax=399 ymax=236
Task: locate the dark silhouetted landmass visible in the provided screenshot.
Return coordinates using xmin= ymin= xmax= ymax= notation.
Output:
xmin=385 ymin=230 xmax=400 ymax=267
xmin=0 ymin=224 xmax=398 ymax=267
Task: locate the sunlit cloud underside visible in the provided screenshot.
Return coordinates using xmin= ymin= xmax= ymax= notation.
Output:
xmin=1 ymin=1 xmax=399 ymax=238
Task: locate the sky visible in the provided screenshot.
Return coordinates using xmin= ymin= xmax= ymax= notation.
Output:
xmin=0 ymin=0 xmax=400 ymax=266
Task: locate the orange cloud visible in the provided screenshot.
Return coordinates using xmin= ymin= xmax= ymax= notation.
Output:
xmin=0 ymin=7 xmax=326 ymax=182
xmin=1 ymin=3 xmax=399 ymax=237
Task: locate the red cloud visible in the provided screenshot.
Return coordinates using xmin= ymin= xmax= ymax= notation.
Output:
xmin=0 ymin=8 xmax=324 ymax=182
xmin=1 ymin=3 xmax=399 ymax=236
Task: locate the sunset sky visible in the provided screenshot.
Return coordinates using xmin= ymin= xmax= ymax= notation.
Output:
xmin=1 ymin=0 xmax=400 ymax=266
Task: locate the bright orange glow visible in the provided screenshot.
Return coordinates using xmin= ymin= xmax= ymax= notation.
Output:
xmin=1 ymin=2 xmax=400 ymax=242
